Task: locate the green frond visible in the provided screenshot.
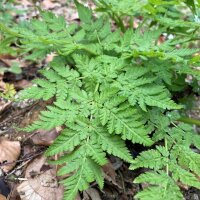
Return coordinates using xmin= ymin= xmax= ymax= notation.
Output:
xmin=101 ymin=104 xmax=153 ymax=146
xmin=50 ymin=137 xmax=104 ymax=199
xmin=3 ymin=1 xmax=200 ymax=199
xmin=115 ymin=67 xmax=181 ymax=111
xmin=61 ymin=156 xmax=94 ymax=200
xmin=94 ymin=127 xmax=132 ymax=162
xmin=173 ymin=145 xmax=200 ymax=175
xmin=134 ymin=171 xmax=183 ymax=200
xmin=156 ymin=16 xmax=200 ymax=28
xmin=130 ymin=148 xmax=167 ymax=170
xmin=45 ymin=129 xmax=88 ymax=156
xmin=74 ymin=0 xmax=93 ymax=24
xmin=86 ymin=142 xmax=108 ymax=165
xmin=19 ymin=84 xmax=55 ymax=100
xmin=134 ymin=171 xmax=169 ymax=185
xmin=135 ymin=85 xmax=182 ymax=111
xmin=193 ymin=134 xmax=200 ymax=149
xmin=24 ymin=104 xmax=70 ymax=131
xmin=95 ymin=0 xmax=144 ymax=16
xmin=172 ymin=165 xmax=200 ymax=189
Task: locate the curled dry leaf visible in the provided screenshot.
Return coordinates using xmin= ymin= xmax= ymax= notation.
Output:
xmin=17 ymin=155 xmax=63 ymax=200
xmin=0 ymin=100 xmax=11 ymax=114
xmin=31 ymin=129 xmax=60 ymax=146
xmin=0 ymin=74 xmax=6 ymax=90
xmin=0 ymin=138 xmax=21 ymax=172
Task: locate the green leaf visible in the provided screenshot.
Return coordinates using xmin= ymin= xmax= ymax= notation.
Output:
xmin=130 ymin=148 xmax=167 ymax=170
xmin=134 ymin=172 xmax=183 ymax=200
xmin=74 ymin=0 xmax=93 ymax=23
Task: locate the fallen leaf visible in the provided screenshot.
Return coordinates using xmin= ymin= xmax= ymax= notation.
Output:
xmin=14 ymin=80 xmax=32 ymax=90
xmin=17 ymin=155 xmax=64 ymax=200
xmin=0 ymin=138 xmax=21 ymax=172
xmin=157 ymin=35 xmax=166 ymax=45
xmin=15 ymin=0 xmax=32 ymax=6
xmin=6 ymin=184 xmax=21 ymax=200
xmin=0 ymin=74 xmax=6 ymax=91
xmin=0 ymin=55 xmax=16 ymax=60
xmin=45 ymin=53 xmax=56 ymax=64
xmin=0 ymin=57 xmax=13 ymax=67
xmin=102 ymin=187 xmax=118 ymax=200
xmin=31 ymin=129 xmax=60 ymax=146
xmin=84 ymin=188 xmax=102 ymax=200
xmin=17 ymin=181 xmax=47 ymax=200
xmin=102 ymin=162 xmax=122 ymax=189
xmin=25 ymin=155 xmax=47 ymax=178
xmin=0 ymin=194 xmax=6 ymax=200
xmin=0 ymin=99 xmax=11 ymax=114
xmin=177 ymin=182 xmax=189 ymax=190
xmin=75 ymin=193 xmax=81 ymax=200
xmin=41 ymin=0 xmax=59 ymax=10
xmin=103 ymin=162 xmax=117 ymax=182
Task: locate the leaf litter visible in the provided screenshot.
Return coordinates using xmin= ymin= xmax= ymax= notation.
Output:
xmin=17 ymin=155 xmax=64 ymax=200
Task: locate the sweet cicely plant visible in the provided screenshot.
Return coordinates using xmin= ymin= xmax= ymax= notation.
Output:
xmin=0 ymin=0 xmax=200 ymax=199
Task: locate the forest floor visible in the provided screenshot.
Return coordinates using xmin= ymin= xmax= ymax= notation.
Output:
xmin=0 ymin=1 xmax=200 ymax=200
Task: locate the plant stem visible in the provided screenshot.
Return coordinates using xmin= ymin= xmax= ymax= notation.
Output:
xmin=129 ymin=16 xmax=133 ymax=28
xmin=112 ymin=14 xmax=125 ymax=32
xmin=178 ymin=117 xmax=200 ymax=126
xmin=164 ymin=138 xmax=169 ymax=175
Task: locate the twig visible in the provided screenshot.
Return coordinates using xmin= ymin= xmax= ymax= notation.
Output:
xmin=4 ymin=150 xmax=44 ymax=179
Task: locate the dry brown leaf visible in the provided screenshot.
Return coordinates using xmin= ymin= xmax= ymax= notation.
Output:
xmin=0 ymin=194 xmax=6 ymax=200
xmin=25 ymin=155 xmax=47 ymax=178
xmin=0 ymin=55 xmax=16 ymax=60
xmin=45 ymin=53 xmax=56 ymax=64
xmin=157 ymin=35 xmax=166 ymax=45
xmin=17 ymin=155 xmax=63 ymax=200
xmin=75 ymin=193 xmax=81 ymax=200
xmin=22 ymin=145 xmax=35 ymax=157
xmin=17 ymin=171 xmax=64 ymax=200
xmin=102 ymin=162 xmax=122 ymax=189
xmin=15 ymin=0 xmax=32 ymax=6
xmin=14 ymin=80 xmax=32 ymax=90
xmin=0 ymin=138 xmax=21 ymax=172
xmin=31 ymin=129 xmax=60 ymax=146
xmin=0 ymin=58 xmax=12 ymax=67
xmin=0 ymin=100 xmax=11 ymax=114
xmin=6 ymin=183 xmax=21 ymax=200
xmin=17 ymin=181 xmax=43 ymax=200
xmin=103 ymin=162 xmax=117 ymax=182
xmin=41 ymin=0 xmax=60 ymax=9
xmin=0 ymin=74 xmax=6 ymax=90
xmin=84 ymin=188 xmax=102 ymax=200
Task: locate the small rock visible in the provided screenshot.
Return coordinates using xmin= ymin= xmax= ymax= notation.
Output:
xmin=193 ymin=194 xmax=199 ymax=200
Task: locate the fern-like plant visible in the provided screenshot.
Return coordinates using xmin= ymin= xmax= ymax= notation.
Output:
xmin=1 ymin=0 xmax=200 ymax=199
